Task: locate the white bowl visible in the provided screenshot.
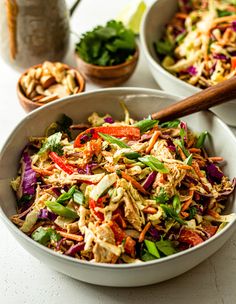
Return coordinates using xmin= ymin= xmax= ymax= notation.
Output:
xmin=0 ymin=88 xmax=236 ymax=287
xmin=140 ymin=0 xmax=236 ymax=126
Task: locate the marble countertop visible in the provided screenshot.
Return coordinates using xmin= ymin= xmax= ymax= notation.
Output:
xmin=1 ymin=1 xmax=236 ymax=303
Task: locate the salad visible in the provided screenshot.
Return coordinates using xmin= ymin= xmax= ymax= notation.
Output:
xmin=11 ymin=105 xmax=235 ymax=264
xmin=155 ymin=0 xmax=236 ymax=88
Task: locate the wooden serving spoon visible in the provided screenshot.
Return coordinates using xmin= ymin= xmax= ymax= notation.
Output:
xmin=151 ymin=77 xmax=236 ymax=121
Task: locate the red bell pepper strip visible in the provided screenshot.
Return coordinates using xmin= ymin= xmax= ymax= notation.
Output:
xmin=74 ymin=126 xmax=140 ymax=147
xmin=231 ymin=57 xmax=236 ymax=69
xmin=49 ymin=152 xmax=75 ymax=175
xmin=108 ymin=220 xmax=126 ymax=244
xmin=89 ymin=196 xmax=107 ymax=221
xmin=178 ymin=228 xmax=203 ymax=246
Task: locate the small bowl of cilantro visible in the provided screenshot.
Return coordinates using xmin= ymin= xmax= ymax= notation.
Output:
xmin=75 ymin=20 xmax=139 ymax=86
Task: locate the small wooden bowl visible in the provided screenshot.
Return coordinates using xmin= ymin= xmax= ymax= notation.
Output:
xmin=75 ymin=47 xmax=139 ymax=87
xmin=17 ymin=63 xmax=85 ymax=112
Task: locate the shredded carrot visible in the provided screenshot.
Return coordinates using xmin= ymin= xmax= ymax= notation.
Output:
xmin=189 ymin=148 xmax=201 ymax=153
xmin=181 ymin=211 xmax=189 ymax=218
xmin=177 ymin=164 xmax=193 ymax=170
xmin=181 ymin=189 xmax=194 ymax=212
xmin=146 ymin=130 xmax=161 ymax=153
xmin=138 ymin=222 xmax=151 ymax=243
xmin=142 ymin=206 xmax=157 ymax=214
xmin=192 ymin=162 xmax=204 ymax=178
xmin=207 ymin=209 xmax=220 ymax=219
xmin=177 ymin=146 xmax=186 ymax=160
xmin=32 ymin=166 xmax=54 ymax=176
xmin=187 ymin=137 xmax=195 ymax=148
xmin=208 ymin=157 xmax=224 ymax=162
xmin=58 ymin=231 xmax=83 ymax=242
xmin=175 ymin=12 xmax=188 ymax=19
xmin=121 ymin=171 xmax=148 ymax=195
xmin=213 ymin=15 xmax=236 ymax=24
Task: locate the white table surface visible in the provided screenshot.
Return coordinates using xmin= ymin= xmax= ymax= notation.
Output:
xmin=1 ymin=1 xmax=236 ymax=303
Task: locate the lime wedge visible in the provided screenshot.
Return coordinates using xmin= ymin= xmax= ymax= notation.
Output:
xmin=117 ymin=0 xmax=147 ymax=34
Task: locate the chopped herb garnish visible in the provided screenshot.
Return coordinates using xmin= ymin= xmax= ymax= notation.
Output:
xmin=154 ymin=40 xmax=174 ymax=56
xmin=73 ymin=189 xmax=85 ymax=205
xmin=38 ymin=132 xmax=63 ymax=156
xmin=134 ymin=118 xmax=158 ymax=133
xmin=123 ymin=152 xmax=141 ymax=159
xmin=172 ymin=195 xmax=181 ymax=214
xmin=75 ymin=20 xmax=136 ymax=66
xmin=159 ymin=120 xmax=180 ymax=128
xmin=98 ymin=132 xmax=129 ymax=148
xmin=56 ymin=186 xmax=76 ymax=205
xmin=160 ymin=204 xmax=185 ymax=225
xmin=195 ymin=131 xmax=208 ymax=148
xmin=138 ymin=155 xmax=169 ymax=173
xmin=32 ymin=227 xmax=61 ymax=246
xmin=155 ymin=187 xmax=169 ymax=204
xmin=184 ymin=153 xmax=193 ymax=165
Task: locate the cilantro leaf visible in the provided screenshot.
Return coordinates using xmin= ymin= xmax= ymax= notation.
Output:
xmin=155 ymin=40 xmax=174 ymax=56
xmin=75 ymin=20 xmax=136 ymax=66
xmin=161 ymin=204 xmax=185 ymax=225
xmin=155 ymin=187 xmax=169 ymax=204
xmin=38 ymin=132 xmax=63 ymax=155
xmin=32 ymin=227 xmax=61 ymax=246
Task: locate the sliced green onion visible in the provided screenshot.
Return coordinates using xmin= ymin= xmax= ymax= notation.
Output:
xmin=98 ymin=132 xmax=129 ymax=148
xmin=138 ymin=155 xmax=169 ymax=173
xmin=184 ymin=153 xmax=193 ymax=165
xmin=144 ymin=239 xmax=160 ymax=258
xmin=57 ymin=185 xmax=76 ymax=205
xmin=172 ymin=195 xmax=181 ymax=214
xmin=45 ymin=201 xmax=78 ymax=219
xmin=123 ymin=152 xmax=141 ymax=159
xmin=134 ymin=118 xmax=158 ymax=133
xmin=174 ymin=139 xmax=190 ymax=157
xmin=73 ymin=189 xmax=85 ymax=205
xmin=159 ymin=120 xmax=180 ymax=128
xmin=195 ymin=131 xmax=208 ymax=148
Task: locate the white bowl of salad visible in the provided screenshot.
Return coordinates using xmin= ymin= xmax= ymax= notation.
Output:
xmin=140 ymin=0 xmax=236 ymax=126
xmin=0 ymin=88 xmax=236 ymax=287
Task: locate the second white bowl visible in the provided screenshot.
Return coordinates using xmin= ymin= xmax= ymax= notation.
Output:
xmin=140 ymin=0 xmax=236 ymax=126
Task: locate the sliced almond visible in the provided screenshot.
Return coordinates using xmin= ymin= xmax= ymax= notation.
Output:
xmin=46 ymin=83 xmax=69 ymax=98
xmin=55 ymin=62 xmax=65 ymax=72
xmin=35 ymin=85 xmax=45 ymax=95
xmin=32 ymin=95 xmax=45 ymax=102
xmin=40 ymin=75 xmax=56 ymax=89
xmin=35 ymin=67 xmax=43 ymax=80
xmin=73 ymin=86 xmax=80 ymax=94
xmin=26 ymin=79 xmax=36 ymax=97
xmin=28 ymin=68 xmax=36 ymax=79
xmin=39 ymin=94 xmax=58 ymax=103
xmin=66 ymin=74 xmax=76 ymax=93
xmin=42 ymin=61 xmax=54 ymax=73
xmin=29 ymin=90 xmax=37 ymax=99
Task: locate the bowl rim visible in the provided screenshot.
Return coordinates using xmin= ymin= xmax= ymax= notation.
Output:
xmin=74 ymin=46 xmax=139 ymax=71
xmin=1 ymin=87 xmax=236 ymax=269
xmin=140 ymin=0 xmax=236 ymax=104
xmin=17 ymin=62 xmax=86 ymax=108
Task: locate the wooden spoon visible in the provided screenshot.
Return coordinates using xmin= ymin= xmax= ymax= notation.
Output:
xmin=151 ymin=77 xmax=236 ymax=121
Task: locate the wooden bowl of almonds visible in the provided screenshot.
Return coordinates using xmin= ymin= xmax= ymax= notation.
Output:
xmin=17 ymin=61 xmax=85 ymax=112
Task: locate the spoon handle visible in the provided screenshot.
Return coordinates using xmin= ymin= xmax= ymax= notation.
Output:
xmin=151 ymin=77 xmax=236 ymax=121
